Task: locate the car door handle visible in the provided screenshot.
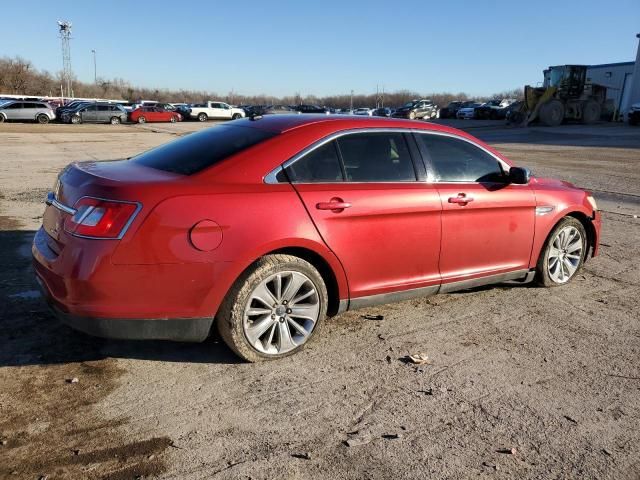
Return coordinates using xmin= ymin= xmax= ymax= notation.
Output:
xmin=316 ymin=199 xmax=352 ymax=211
xmin=448 ymin=194 xmax=474 ymax=204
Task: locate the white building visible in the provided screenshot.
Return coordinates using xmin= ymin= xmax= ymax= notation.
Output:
xmin=586 ymin=61 xmax=634 ymax=116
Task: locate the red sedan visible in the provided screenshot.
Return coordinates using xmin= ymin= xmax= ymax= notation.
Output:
xmin=33 ymin=116 xmax=601 ymax=361
xmin=129 ymin=106 xmax=181 ymax=123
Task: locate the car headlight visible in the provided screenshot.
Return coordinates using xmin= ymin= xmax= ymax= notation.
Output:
xmin=586 ymin=195 xmax=598 ymax=211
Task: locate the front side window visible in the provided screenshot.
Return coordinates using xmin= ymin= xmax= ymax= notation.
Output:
xmin=416 ymin=134 xmax=504 ymax=183
xmin=285 ymin=141 xmax=343 ymax=183
xmin=337 ymin=132 xmax=416 ymax=182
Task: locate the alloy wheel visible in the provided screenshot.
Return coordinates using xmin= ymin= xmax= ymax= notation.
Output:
xmin=243 ymin=271 xmax=320 ymax=355
xmin=547 ymin=226 xmax=583 ymax=284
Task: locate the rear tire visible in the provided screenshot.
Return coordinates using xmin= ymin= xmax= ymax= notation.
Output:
xmin=539 ymin=99 xmax=564 ymax=127
xmin=37 ymin=114 xmax=49 ymax=124
xmin=217 ymin=254 xmax=328 ymax=362
xmin=582 ymin=100 xmax=601 ymax=124
xmin=198 ymin=112 xmax=208 ymax=122
xmin=170 ymin=115 xmax=177 ymax=123
xmin=536 ymin=216 xmax=587 ymax=287
xmin=137 ymin=116 xmax=146 ymax=124
xmin=110 ymin=116 xmax=121 ymax=125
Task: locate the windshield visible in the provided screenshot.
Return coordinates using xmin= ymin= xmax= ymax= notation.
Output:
xmin=402 ymin=101 xmax=417 ymax=108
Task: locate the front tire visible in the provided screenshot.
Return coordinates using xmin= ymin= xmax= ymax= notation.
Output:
xmin=71 ymin=115 xmax=81 ymax=124
xmin=170 ymin=115 xmax=177 ymax=123
xmin=137 ymin=116 xmax=146 ymax=124
xmin=110 ymin=116 xmax=121 ymax=125
xmin=217 ymin=254 xmax=328 ymax=362
xmin=232 ymin=113 xmax=242 ymax=120
xmin=536 ymin=217 xmax=587 ymax=287
xmin=539 ymin=99 xmax=564 ymax=127
xmin=408 ymin=111 xmax=416 ymax=120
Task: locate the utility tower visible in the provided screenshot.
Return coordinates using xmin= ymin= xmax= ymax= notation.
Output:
xmin=58 ymin=20 xmax=73 ymax=99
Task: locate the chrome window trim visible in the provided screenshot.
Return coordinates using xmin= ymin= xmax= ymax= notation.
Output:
xmin=264 ymin=128 xmax=421 ymax=184
xmin=411 ymin=129 xmax=512 ymax=182
xmin=264 ymin=127 xmax=512 ymax=185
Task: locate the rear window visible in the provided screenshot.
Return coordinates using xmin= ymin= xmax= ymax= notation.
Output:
xmin=130 ymin=125 xmax=277 ymax=175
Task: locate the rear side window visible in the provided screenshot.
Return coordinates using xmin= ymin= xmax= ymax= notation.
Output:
xmin=416 ymin=134 xmax=504 ymax=182
xmin=337 ymin=132 xmax=416 ymax=182
xmin=285 ymin=141 xmax=344 ymax=183
xmin=131 ymin=125 xmax=277 ymax=175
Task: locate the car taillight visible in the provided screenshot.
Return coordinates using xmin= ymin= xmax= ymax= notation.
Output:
xmin=64 ymin=197 xmax=139 ymax=239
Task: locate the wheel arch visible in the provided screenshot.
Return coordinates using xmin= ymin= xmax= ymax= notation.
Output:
xmin=566 ymin=211 xmax=596 ymax=260
xmin=530 ymin=208 xmax=596 ymax=267
xmin=266 ymin=246 xmax=343 ymax=317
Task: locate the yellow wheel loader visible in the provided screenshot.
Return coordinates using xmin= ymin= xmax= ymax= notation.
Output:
xmin=510 ymin=65 xmax=608 ymax=127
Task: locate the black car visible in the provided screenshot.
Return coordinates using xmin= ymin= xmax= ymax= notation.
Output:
xmin=628 ymin=103 xmax=640 ymax=126
xmin=391 ymin=99 xmax=438 ymax=120
xmin=295 ymin=104 xmax=330 ymax=114
xmin=174 ymin=104 xmax=192 ymax=120
xmin=372 ymin=107 xmax=393 ymax=117
xmin=439 ymin=101 xmax=480 ymax=119
xmin=475 ymin=99 xmax=517 ymax=120
xmin=55 ymin=100 xmax=91 ymax=119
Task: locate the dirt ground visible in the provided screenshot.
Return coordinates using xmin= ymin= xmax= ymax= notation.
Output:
xmin=0 ymin=120 xmax=639 ymax=480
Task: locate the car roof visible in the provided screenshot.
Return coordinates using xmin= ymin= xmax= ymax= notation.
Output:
xmin=237 ymin=114 xmax=466 ymax=136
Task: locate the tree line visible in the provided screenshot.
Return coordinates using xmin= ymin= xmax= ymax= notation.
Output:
xmin=0 ymin=56 xmax=523 ymax=108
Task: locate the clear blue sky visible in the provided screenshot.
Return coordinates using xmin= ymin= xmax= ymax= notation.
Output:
xmin=2 ymin=0 xmax=639 ymax=97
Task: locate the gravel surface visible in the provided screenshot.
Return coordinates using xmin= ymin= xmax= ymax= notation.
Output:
xmin=0 ymin=121 xmax=638 ymax=479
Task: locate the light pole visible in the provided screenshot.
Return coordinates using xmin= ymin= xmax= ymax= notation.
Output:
xmin=91 ymin=49 xmax=97 ymax=84
xmin=350 ymin=89 xmax=354 ymax=111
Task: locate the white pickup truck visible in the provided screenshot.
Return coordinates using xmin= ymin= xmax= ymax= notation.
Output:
xmin=190 ymin=101 xmax=246 ymax=122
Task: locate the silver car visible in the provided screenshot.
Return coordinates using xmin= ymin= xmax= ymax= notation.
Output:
xmin=62 ymin=103 xmax=128 ymax=124
xmin=0 ymin=100 xmax=55 ymax=124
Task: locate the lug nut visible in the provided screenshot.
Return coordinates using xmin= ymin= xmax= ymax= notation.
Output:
xmin=271 ymin=314 xmax=276 ymax=319
xmin=286 ymin=309 xmax=292 ymax=314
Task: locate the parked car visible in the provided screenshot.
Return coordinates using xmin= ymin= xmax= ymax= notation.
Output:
xmin=253 ymin=105 xmax=300 ymax=115
xmin=174 ymin=104 xmax=192 ymax=120
xmin=474 ymin=99 xmax=517 ymax=120
xmin=628 ymin=103 xmax=640 ymax=126
xmin=130 ymin=106 xmax=182 ymax=124
xmin=190 ymin=101 xmax=245 ymax=121
xmin=62 ymin=103 xmax=128 ymax=124
xmin=456 ymin=102 xmax=483 ymax=119
xmin=34 ymin=115 xmax=601 ymax=362
xmin=391 ymin=99 xmax=438 ymax=120
xmin=353 ymin=108 xmax=374 ymax=116
xmin=295 ymin=104 xmax=331 ymax=114
xmin=438 ymin=101 xmax=465 ymax=119
xmin=338 ymin=108 xmax=354 ymax=115
xmin=0 ymin=100 xmax=55 ymax=123
xmin=372 ymin=107 xmax=393 ymax=117
xmin=56 ymin=100 xmax=90 ymax=118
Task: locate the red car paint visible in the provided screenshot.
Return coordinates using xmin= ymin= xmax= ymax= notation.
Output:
xmin=129 ymin=106 xmax=181 ymax=123
xmin=32 ymin=115 xmax=601 ymax=341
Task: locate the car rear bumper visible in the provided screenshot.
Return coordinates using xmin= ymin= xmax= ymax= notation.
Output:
xmin=32 ymin=226 xmax=217 ymax=341
xmin=40 ymin=291 xmax=211 ymax=342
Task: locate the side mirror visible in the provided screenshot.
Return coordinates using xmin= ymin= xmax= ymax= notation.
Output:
xmin=509 ymin=166 xmax=531 ymax=185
